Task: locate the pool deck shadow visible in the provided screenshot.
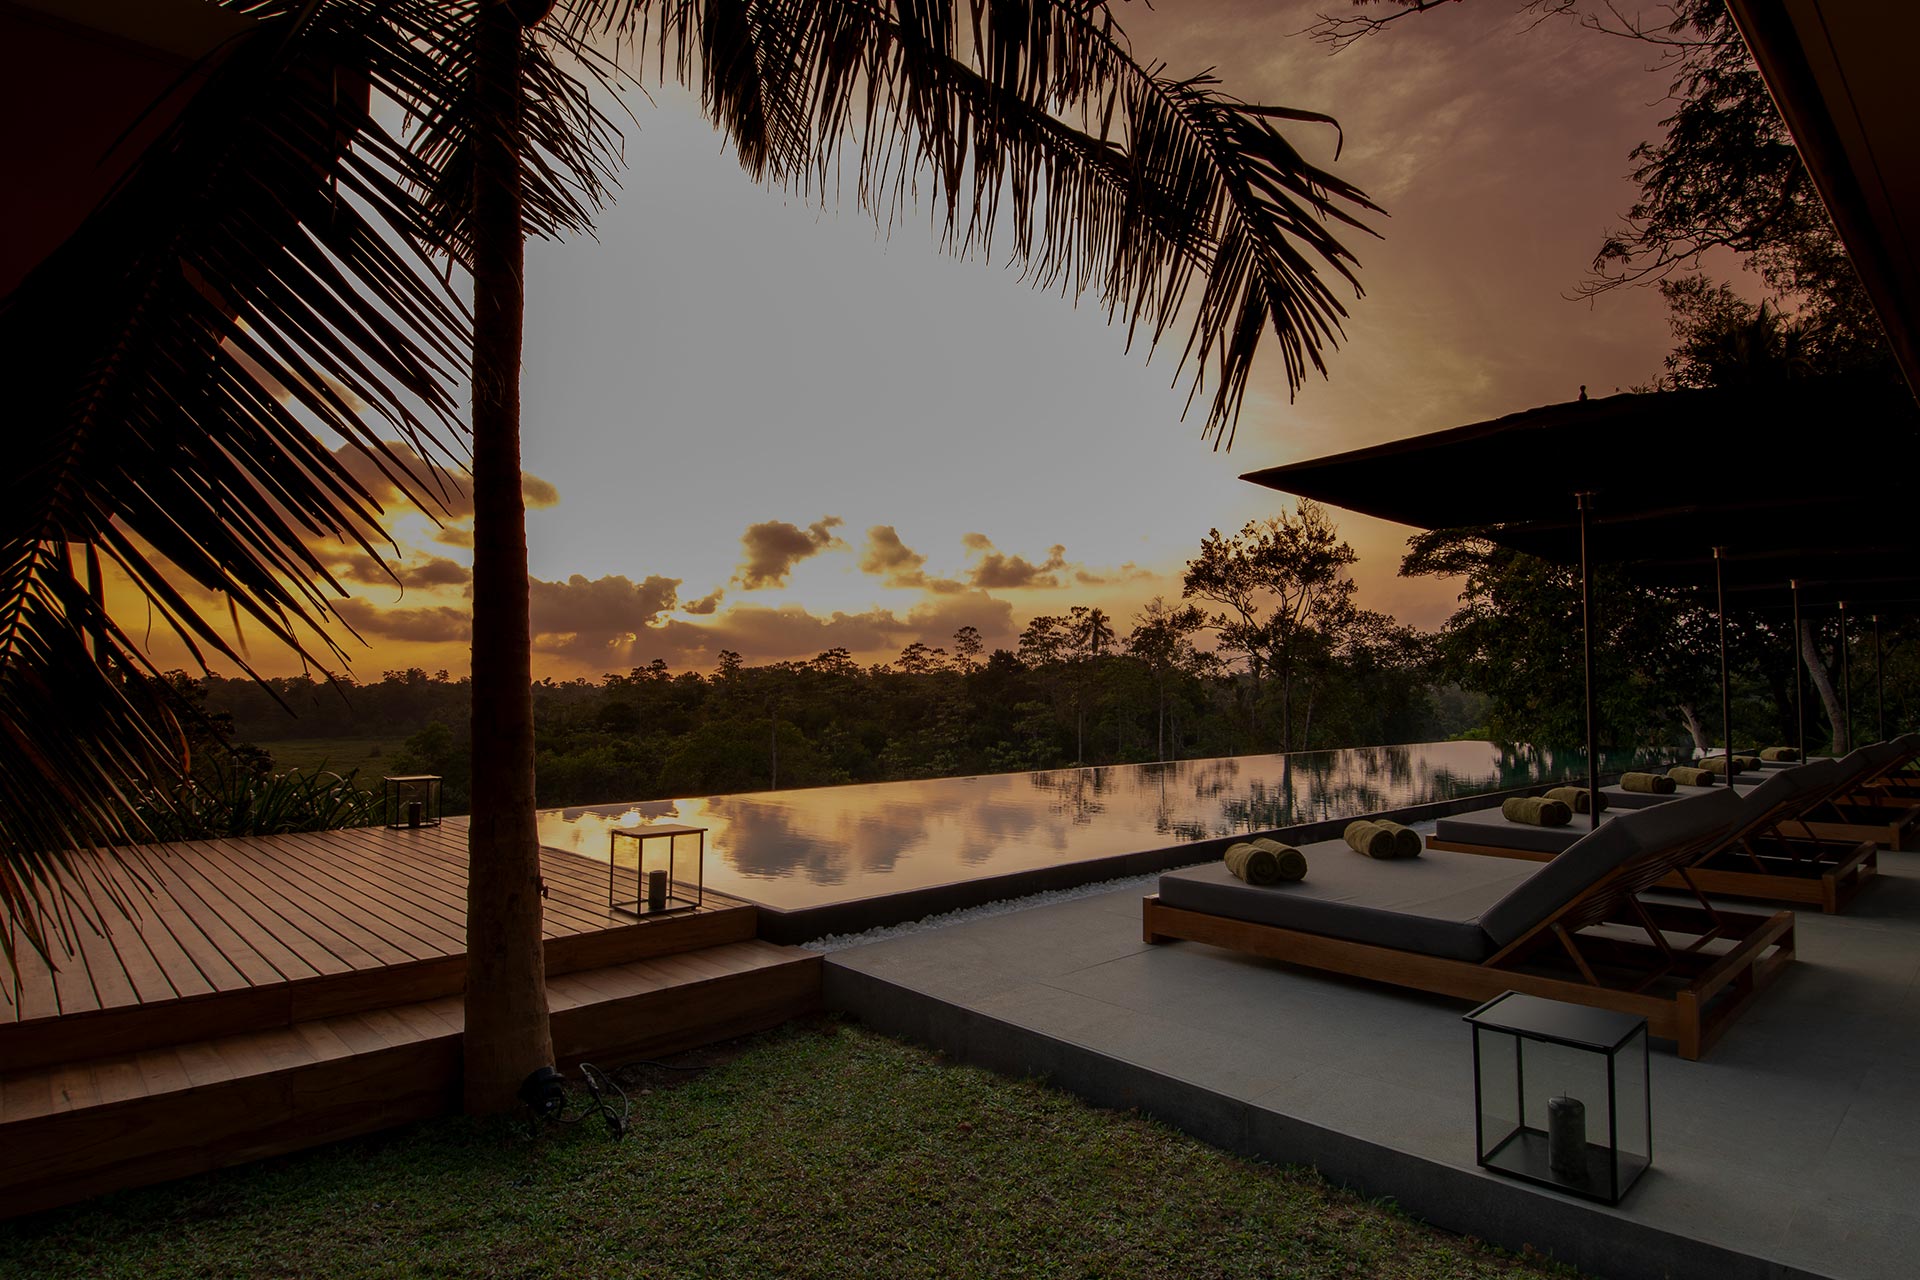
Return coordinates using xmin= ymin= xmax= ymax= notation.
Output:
xmin=825 ymin=848 xmax=1920 ymax=1280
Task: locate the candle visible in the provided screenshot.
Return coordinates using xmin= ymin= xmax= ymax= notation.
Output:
xmin=1547 ymin=1095 xmax=1587 ymax=1180
xmin=647 ymin=868 xmax=668 ymax=911
xmin=407 ymin=799 xmax=423 ymax=828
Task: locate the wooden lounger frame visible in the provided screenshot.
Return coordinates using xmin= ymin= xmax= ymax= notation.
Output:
xmin=1428 ymin=830 xmax=1877 ymax=914
xmin=1785 ymin=807 xmax=1920 ymax=852
xmin=1144 ymin=838 xmax=1795 ymax=1061
xmin=1801 ymin=742 xmax=1920 ymax=850
xmin=1435 ymin=756 xmax=1894 ymax=912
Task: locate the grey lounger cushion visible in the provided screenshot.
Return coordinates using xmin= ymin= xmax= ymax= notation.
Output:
xmin=1730 ymin=756 xmax=1841 ymax=807
xmin=1160 ymin=791 xmax=1748 ymax=964
xmin=1157 ymin=840 xmax=1534 ymax=962
xmin=1434 ymin=806 xmax=1616 ymax=855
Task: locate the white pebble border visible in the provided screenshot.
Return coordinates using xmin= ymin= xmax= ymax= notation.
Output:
xmin=801 ymin=818 xmax=1440 ymax=954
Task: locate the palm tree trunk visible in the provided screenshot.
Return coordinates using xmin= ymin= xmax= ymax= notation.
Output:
xmin=463 ymin=0 xmax=552 ymax=1114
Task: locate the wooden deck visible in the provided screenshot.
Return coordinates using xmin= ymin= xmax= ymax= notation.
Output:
xmin=0 ymin=821 xmax=822 ymax=1217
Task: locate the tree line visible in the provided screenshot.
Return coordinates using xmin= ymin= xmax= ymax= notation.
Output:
xmin=183 ymin=496 xmax=1915 ymax=820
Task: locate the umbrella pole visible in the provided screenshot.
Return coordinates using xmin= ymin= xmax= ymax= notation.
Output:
xmin=1578 ymin=492 xmax=1601 ymax=828
xmin=1715 ymin=548 xmax=1733 ymax=768
xmin=1792 ymin=580 xmax=1805 ymax=761
xmin=1839 ymin=601 xmax=1851 ymax=750
xmin=1874 ymin=615 xmax=1884 ymax=741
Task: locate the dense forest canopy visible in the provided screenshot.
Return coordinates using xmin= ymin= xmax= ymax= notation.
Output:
xmin=167 ymin=504 xmax=1916 ymax=830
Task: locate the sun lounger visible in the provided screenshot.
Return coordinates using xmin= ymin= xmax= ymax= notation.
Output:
xmin=1431 ymin=759 xmax=1878 ymax=913
xmin=1143 ymin=790 xmax=1794 ymax=1060
xmin=1769 ymin=739 xmax=1920 ymax=851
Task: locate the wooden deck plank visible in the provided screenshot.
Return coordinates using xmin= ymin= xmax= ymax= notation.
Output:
xmin=220 ymin=833 xmax=468 ymax=959
xmin=140 ymin=846 xmax=329 ymax=984
xmin=186 ymin=834 xmax=453 ymax=964
xmin=296 ymin=829 xmax=473 ymax=937
xmin=110 ymin=894 xmax=220 ymax=1002
xmin=161 ymin=839 xmax=395 ymax=973
xmin=2 ymin=823 xmax=759 ymax=1069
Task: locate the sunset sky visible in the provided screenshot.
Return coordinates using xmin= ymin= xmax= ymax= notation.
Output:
xmin=169 ymin=1 xmax=1741 ymax=683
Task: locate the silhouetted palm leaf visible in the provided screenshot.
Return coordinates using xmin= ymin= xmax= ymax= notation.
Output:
xmin=0 ymin=2 xmax=475 ymax=973
xmin=585 ymin=0 xmax=1382 ymax=443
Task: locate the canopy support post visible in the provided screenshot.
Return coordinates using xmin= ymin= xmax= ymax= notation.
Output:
xmin=1715 ymin=548 xmax=1734 ymax=771
xmin=1839 ymin=600 xmax=1851 ymax=751
xmin=1874 ymin=615 xmax=1885 ymax=741
xmin=1792 ymin=580 xmax=1805 ymax=762
xmin=1578 ymin=492 xmax=1601 ymax=829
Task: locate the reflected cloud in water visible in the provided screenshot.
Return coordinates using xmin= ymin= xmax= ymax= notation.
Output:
xmin=534 ymin=741 xmax=1659 ymax=911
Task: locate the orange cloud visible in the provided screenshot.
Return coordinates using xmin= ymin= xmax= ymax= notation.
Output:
xmin=334 ymin=598 xmax=469 ymax=643
xmin=528 ymin=573 xmax=682 ymax=661
xmin=963 ymin=534 xmax=1069 ymax=590
xmin=858 ymin=525 xmax=965 ymax=592
xmin=733 ymin=516 xmax=845 ymax=589
xmin=335 ymin=554 xmax=471 ymax=590
xmin=327 ymin=440 xmax=559 ymax=523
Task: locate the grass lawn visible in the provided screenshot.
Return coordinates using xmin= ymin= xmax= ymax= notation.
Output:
xmin=255 ymin=736 xmax=408 ymax=777
xmin=0 ymin=1020 xmax=1578 ymax=1280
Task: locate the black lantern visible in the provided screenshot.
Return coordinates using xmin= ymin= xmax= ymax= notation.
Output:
xmin=609 ymin=824 xmax=705 ymax=917
xmin=1464 ymin=991 xmax=1651 ymax=1205
xmin=382 ymin=774 xmax=443 ymax=830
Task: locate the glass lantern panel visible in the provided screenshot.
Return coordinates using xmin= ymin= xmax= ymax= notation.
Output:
xmin=1613 ymin=1026 xmax=1652 ymax=1170
xmin=1477 ymin=1028 xmax=1522 ymax=1158
xmin=669 ymin=830 xmax=702 ymax=889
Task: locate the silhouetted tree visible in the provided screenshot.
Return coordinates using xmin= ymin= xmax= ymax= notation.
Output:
xmin=1183 ymin=501 xmax=1359 ymax=750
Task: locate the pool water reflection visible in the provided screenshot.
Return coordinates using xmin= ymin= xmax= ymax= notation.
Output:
xmin=536 ymin=741 xmax=1649 ymax=912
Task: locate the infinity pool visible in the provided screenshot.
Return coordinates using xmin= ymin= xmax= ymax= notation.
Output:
xmin=535 ymin=740 xmax=1640 ymax=916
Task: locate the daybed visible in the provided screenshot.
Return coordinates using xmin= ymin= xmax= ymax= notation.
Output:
xmin=1143 ymin=791 xmax=1794 ymax=1059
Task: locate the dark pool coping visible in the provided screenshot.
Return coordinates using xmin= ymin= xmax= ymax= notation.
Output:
xmin=754 ymin=776 xmax=1611 ymax=945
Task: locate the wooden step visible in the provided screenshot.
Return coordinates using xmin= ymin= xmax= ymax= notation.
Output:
xmin=0 ymin=940 xmax=822 ymax=1220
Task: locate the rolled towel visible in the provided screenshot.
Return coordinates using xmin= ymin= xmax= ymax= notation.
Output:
xmin=1623 ymin=772 xmax=1678 ymax=794
xmin=1502 ymin=796 xmax=1572 ymax=827
xmin=1667 ymin=766 xmax=1713 ymax=788
xmin=1736 ymin=754 xmax=1763 ymax=770
xmin=1227 ymin=838 xmax=1305 ymax=883
xmin=1249 ymin=836 xmax=1307 ymax=881
xmin=1373 ymin=821 xmax=1424 ymax=859
xmin=1760 ymin=746 xmax=1799 ymax=762
xmin=1343 ymin=820 xmax=1398 ymax=859
xmin=1543 ymin=785 xmax=1607 ymax=814
xmin=1700 ymin=755 xmax=1746 ymax=777
xmin=1224 ymin=841 xmax=1277 ymax=885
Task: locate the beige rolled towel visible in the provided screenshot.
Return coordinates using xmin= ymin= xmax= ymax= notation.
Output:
xmin=1224 ymin=841 xmax=1278 ymax=885
xmin=1372 ymin=821 xmax=1424 ymax=859
xmin=1543 ymin=785 xmax=1606 ymax=814
xmin=1622 ymin=771 xmax=1678 ymax=794
xmin=1249 ymin=836 xmax=1308 ymax=881
xmin=1343 ymin=820 xmax=1398 ymax=859
xmin=1502 ymin=796 xmax=1572 ymax=827
xmin=1667 ymin=766 xmax=1713 ymax=788
xmin=1700 ymin=755 xmax=1746 ymax=777
xmin=1735 ymin=754 xmax=1763 ymax=770
xmin=1760 ymin=746 xmax=1799 ymax=762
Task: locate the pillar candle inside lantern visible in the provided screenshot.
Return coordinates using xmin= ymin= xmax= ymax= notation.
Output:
xmin=1547 ymin=1095 xmax=1587 ymax=1179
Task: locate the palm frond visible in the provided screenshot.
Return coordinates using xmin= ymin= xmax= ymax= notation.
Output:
xmin=585 ymin=0 xmax=1382 ymax=444
xmin=0 ymin=1 xmax=476 ymax=964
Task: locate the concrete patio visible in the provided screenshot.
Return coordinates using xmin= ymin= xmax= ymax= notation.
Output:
xmin=824 ymin=833 xmax=1920 ymax=1280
